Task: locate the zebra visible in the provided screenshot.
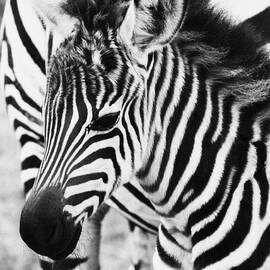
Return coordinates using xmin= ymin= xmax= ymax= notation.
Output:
xmin=18 ymin=0 xmax=270 ymax=269
xmin=15 ymin=0 xmax=270 ymax=270
xmin=0 ymin=0 xmax=159 ymax=269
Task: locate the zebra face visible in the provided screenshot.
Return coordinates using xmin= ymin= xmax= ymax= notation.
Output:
xmin=43 ymin=25 xmax=143 ymax=219
xmin=20 ymin=14 xmax=145 ymax=260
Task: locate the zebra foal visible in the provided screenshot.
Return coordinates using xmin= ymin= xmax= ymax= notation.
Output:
xmin=0 ymin=0 xmax=158 ymax=269
xmin=18 ymin=0 xmax=270 ymax=269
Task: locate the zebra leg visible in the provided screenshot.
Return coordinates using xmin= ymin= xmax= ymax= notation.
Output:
xmin=127 ymin=221 xmax=155 ymax=270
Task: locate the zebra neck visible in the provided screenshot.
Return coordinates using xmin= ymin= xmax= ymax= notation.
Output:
xmin=136 ymin=41 xmax=270 ymax=217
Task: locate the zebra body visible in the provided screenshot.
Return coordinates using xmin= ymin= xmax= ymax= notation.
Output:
xmin=17 ymin=0 xmax=270 ymax=269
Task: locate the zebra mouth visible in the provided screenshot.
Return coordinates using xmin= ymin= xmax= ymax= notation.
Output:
xmin=50 ymin=225 xmax=82 ymax=261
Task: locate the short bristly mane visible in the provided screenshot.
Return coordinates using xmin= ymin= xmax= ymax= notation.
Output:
xmin=176 ymin=0 xmax=270 ymax=105
xmin=61 ymin=0 xmax=130 ymax=32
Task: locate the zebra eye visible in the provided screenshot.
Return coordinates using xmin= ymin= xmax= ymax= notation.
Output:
xmin=87 ymin=112 xmax=120 ymax=132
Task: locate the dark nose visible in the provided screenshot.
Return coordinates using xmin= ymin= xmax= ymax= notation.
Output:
xmin=20 ymin=187 xmax=81 ymax=260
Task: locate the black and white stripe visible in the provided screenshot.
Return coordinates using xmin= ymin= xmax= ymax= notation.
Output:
xmin=25 ymin=0 xmax=270 ymax=269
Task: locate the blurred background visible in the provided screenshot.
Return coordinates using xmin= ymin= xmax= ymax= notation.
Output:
xmin=0 ymin=1 xmax=148 ymax=269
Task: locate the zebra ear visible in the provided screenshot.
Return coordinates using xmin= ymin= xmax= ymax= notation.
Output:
xmin=119 ymin=0 xmax=136 ymax=46
xmin=132 ymin=0 xmax=187 ymax=53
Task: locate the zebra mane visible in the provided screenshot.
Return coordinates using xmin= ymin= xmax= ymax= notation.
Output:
xmin=177 ymin=0 xmax=270 ymax=104
xmin=60 ymin=0 xmax=270 ymax=105
xmin=61 ymin=0 xmax=130 ymax=32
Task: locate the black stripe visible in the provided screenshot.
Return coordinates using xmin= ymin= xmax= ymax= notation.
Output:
xmin=109 ymin=57 xmax=128 ymax=105
xmin=3 ymin=31 xmax=14 ymax=69
xmin=47 ymin=31 xmax=53 ymax=66
xmin=24 ymin=178 xmax=35 ymax=194
xmin=160 ymin=46 xmax=179 ymax=124
xmin=253 ymin=141 xmax=269 ymax=218
xmin=124 ymin=183 xmax=155 ymax=210
xmin=149 ymin=47 xmax=168 ymax=128
xmin=22 ymin=155 xmax=41 ymax=170
xmin=110 ymin=197 xmax=158 ymax=233
xmin=10 ymin=0 xmax=46 ymax=74
xmin=20 ymin=134 xmax=44 ymax=147
xmin=67 ymin=191 xmax=106 ymax=207
xmin=128 ymin=97 xmax=141 ymax=146
xmin=122 ymin=98 xmax=135 ymax=167
xmin=67 ymin=173 xmax=108 ymax=186
xmin=139 ymin=91 xmax=145 ymax=135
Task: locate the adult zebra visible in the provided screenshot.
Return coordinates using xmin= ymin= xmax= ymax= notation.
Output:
xmin=17 ymin=0 xmax=270 ymax=269
xmin=0 ymin=0 xmax=159 ymax=269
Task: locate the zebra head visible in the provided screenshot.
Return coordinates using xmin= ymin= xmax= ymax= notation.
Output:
xmin=19 ymin=0 xmax=186 ymax=260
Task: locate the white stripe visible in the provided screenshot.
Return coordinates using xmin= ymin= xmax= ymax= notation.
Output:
xmin=21 ymin=142 xmax=43 ymax=159
xmin=21 ymin=168 xmax=39 ymax=183
xmin=252 ymin=122 xmax=262 ymax=142
xmin=211 ymin=94 xmax=224 ymax=142
xmin=15 ymin=126 xmax=41 ymax=142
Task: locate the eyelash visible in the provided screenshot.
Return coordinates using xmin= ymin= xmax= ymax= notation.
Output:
xmin=85 ymin=112 xmax=120 ymax=133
